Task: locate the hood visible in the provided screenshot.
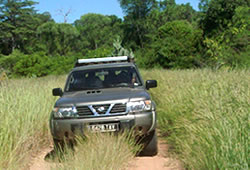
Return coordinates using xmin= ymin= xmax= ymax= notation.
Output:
xmin=55 ymin=87 xmax=150 ymax=107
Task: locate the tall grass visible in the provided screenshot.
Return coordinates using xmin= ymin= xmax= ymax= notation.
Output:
xmin=1 ymin=69 xmax=249 ymax=169
xmin=0 ymin=76 xmax=139 ymax=169
xmin=53 ymin=132 xmax=141 ymax=170
xmin=142 ymin=69 xmax=249 ymax=169
xmin=0 ymin=76 xmax=65 ymax=169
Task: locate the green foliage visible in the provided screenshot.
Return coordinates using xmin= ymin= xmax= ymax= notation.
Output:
xmin=112 ymin=37 xmax=134 ymax=57
xmin=119 ymin=0 xmax=157 ymax=49
xmin=198 ymin=0 xmax=211 ymax=12
xmin=202 ymin=6 xmax=250 ymax=69
xmin=0 ymin=0 xmax=50 ymax=55
xmin=0 ymin=50 xmax=23 ymax=76
xmin=37 ymin=22 xmax=80 ymax=55
xmin=13 ymin=52 xmax=51 ymax=77
xmin=74 ymin=13 xmax=122 ymax=51
xmin=0 ymin=50 xmax=78 ymax=77
xmin=201 ymin=0 xmax=249 ymax=36
xmin=36 ymin=22 xmax=59 ymax=55
xmin=140 ymin=20 xmax=203 ymax=68
xmin=0 ymin=0 xmax=249 ymax=76
xmin=84 ymin=47 xmax=113 ymax=59
xmin=118 ymin=0 xmax=157 ymax=17
xmin=160 ymin=0 xmax=196 ymax=23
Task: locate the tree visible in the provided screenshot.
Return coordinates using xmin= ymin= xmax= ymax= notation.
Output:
xmin=0 ymin=0 xmax=38 ymax=54
xmin=118 ymin=0 xmax=157 ymax=49
xmin=160 ymin=1 xmax=196 ymax=23
xmin=141 ymin=20 xmax=203 ymax=68
xmin=198 ymin=0 xmax=250 ymax=68
xmin=202 ymin=6 xmax=250 ymax=68
xmin=37 ymin=22 xmax=79 ymax=56
xmin=56 ymin=8 xmax=72 ymax=23
xmin=201 ymin=0 xmax=249 ymax=37
xmin=74 ymin=13 xmax=122 ymax=51
xmin=35 ymin=12 xmax=53 ymax=23
xmin=198 ymin=0 xmax=211 ymax=12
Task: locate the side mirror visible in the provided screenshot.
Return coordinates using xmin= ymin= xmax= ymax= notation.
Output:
xmin=146 ymin=80 xmax=157 ymax=90
xmin=52 ymin=88 xmax=63 ymax=96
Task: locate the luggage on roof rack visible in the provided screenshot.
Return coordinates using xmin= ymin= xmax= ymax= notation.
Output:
xmin=74 ymin=56 xmax=134 ymax=67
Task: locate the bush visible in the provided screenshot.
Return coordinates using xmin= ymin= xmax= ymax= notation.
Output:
xmin=0 ymin=50 xmax=24 ymax=77
xmin=0 ymin=51 xmax=79 ymax=77
xmin=13 ymin=52 xmax=52 ymax=77
xmin=84 ymin=47 xmax=113 ymax=58
xmin=141 ymin=20 xmax=203 ymax=69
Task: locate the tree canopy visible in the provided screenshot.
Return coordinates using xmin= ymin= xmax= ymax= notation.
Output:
xmin=74 ymin=13 xmax=122 ymax=51
xmin=0 ymin=0 xmax=249 ymax=77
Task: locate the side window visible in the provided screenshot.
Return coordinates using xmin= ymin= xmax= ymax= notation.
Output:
xmin=66 ymin=74 xmax=73 ymax=91
xmin=131 ymin=73 xmax=139 ymax=86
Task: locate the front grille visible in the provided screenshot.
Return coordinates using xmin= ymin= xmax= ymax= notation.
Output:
xmin=76 ymin=103 xmax=127 ymax=117
xmin=93 ymin=104 xmax=110 ymax=114
xmin=110 ymin=103 xmax=126 ymax=113
xmin=76 ymin=106 xmax=93 ymax=116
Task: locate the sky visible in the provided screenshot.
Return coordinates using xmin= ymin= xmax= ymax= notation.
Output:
xmin=35 ymin=0 xmax=200 ymax=23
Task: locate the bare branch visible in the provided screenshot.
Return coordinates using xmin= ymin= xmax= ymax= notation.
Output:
xmin=56 ymin=8 xmax=72 ymax=23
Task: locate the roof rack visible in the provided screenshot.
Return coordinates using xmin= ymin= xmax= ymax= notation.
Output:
xmin=74 ymin=56 xmax=134 ymax=67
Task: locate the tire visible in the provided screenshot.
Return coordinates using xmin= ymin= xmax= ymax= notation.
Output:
xmin=140 ymin=130 xmax=158 ymax=156
xmin=53 ymin=139 xmax=65 ymax=151
xmin=53 ymin=138 xmax=75 ymax=152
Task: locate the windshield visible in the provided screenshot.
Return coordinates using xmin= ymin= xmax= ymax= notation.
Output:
xmin=65 ymin=66 xmax=142 ymax=92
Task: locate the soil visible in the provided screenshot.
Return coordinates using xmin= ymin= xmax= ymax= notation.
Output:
xmin=127 ymin=139 xmax=183 ymax=170
xmin=29 ymin=138 xmax=182 ymax=170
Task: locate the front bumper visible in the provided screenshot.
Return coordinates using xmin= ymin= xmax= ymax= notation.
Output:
xmin=50 ymin=110 xmax=156 ymax=140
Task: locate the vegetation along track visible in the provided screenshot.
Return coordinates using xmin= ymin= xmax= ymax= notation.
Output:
xmin=29 ymin=136 xmax=182 ymax=170
xmin=0 ymin=69 xmax=249 ymax=169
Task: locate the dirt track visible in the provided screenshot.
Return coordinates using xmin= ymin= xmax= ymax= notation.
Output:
xmin=127 ymin=139 xmax=182 ymax=170
xmin=29 ymin=138 xmax=182 ymax=170
xmin=29 ymin=146 xmax=54 ymax=170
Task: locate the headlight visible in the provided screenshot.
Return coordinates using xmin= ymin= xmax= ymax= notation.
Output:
xmin=127 ymin=100 xmax=152 ymax=113
xmin=53 ymin=106 xmax=78 ymax=118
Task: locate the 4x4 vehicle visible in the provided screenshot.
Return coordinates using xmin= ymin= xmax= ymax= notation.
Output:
xmin=50 ymin=56 xmax=158 ymax=155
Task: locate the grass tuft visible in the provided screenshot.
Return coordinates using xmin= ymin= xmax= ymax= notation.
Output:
xmin=51 ymin=132 xmax=141 ymax=170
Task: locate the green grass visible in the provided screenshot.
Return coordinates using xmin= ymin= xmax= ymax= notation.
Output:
xmin=0 ymin=69 xmax=249 ymax=169
xmin=0 ymin=76 xmax=65 ymax=169
xmin=52 ymin=132 xmax=140 ymax=170
xmin=0 ymin=75 xmax=140 ymax=169
xmin=142 ymin=69 xmax=249 ymax=169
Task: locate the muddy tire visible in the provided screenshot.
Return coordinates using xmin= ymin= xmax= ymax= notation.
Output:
xmin=140 ymin=130 xmax=158 ymax=156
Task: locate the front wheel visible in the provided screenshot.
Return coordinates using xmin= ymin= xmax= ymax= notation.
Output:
xmin=53 ymin=139 xmax=65 ymax=151
xmin=140 ymin=130 xmax=158 ymax=156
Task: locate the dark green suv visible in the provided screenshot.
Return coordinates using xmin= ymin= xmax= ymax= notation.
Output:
xmin=50 ymin=56 xmax=158 ymax=155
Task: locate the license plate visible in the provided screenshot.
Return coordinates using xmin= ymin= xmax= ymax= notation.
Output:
xmin=87 ymin=123 xmax=119 ymax=132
